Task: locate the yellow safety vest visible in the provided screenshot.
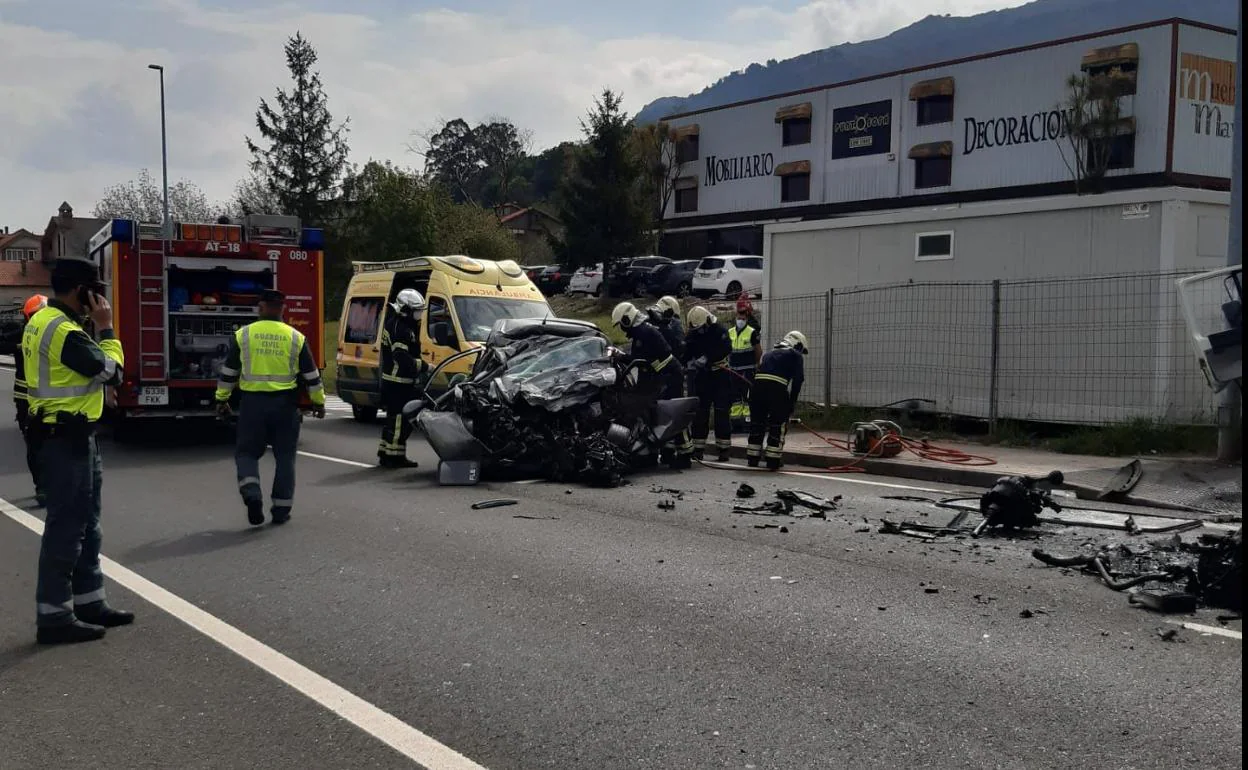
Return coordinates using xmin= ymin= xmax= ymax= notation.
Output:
xmin=728 ymin=325 xmax=757 ymax=369
xmin=22 ymin=306 xmax=124 ymax=424
xmin=237 ymin=319 xmax=304 ymax=393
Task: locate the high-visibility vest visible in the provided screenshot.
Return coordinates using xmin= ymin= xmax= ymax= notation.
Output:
xmin=237 ymin=320 xmax=304 ymax=393
xmin=728 ymin=325 xmax=757 ymax=369
xmin=22 ymin=306 xmax=123 ymax=423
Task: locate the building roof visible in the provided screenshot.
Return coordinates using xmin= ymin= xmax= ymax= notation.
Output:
xmin=0 ymin=260 xmax=52 ymax=288
xmin=498 ymin=206 xmax=561 ymax=226
xmin=0 ymin=228 xmax=39 ymax=251
xmin=42 ymin=211 xmax=109 ymax=262
xmin=661 ymin=17 xmax=1236 ymax=121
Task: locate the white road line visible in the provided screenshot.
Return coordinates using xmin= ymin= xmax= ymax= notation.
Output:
xmin=297 ymin=450 xmax=375 ymax=469
xmin=781 ymin=471 xmax=960 ymax=494
xmin=1166 ymin=620 xmax=1242 ymax=640
xmin=0 ymin=496 xmax=488 ymax=769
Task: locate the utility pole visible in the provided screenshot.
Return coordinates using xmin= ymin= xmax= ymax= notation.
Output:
xmin=148 ymin=64 xmax=171 ymax=240
xmin=1218 ymin=5 xmax=1242 ymax=463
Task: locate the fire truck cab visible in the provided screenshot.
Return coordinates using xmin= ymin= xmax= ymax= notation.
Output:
xmin=86 ymin=215 xmax=326 ymax=423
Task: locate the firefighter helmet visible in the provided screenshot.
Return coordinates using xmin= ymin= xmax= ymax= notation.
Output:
xmin=687 ymin=305 xmax=716 ymax=330
xmin=393 ymin=289 xmax=426 ymax=316
xmin=611 ymin=301 xmax=644 ymax=328
xmin=22 ymin=294 xmax=48 ymax=320
xmin=656 ymin=295 xmax=680 ymax=318
xmin=781 ymin=330 xmax=809 ymax=354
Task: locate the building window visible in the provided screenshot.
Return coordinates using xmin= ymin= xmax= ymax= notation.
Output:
xmin=1093 ymin=133 xmax=1137 ymax=170
xmin=916 ymin=95 xmax=954 ymax=126
xmin=915 ymin=232 xmax=954 ymax=262
xmin=915 ymin=157 xmax=952 ymax=188
xmin=3 ymin=249 xmax=22 ymax=262
xmin=1081 ymin=42 xmax=1139 ymax=96
xmin=27 ymin=249 xmax=37 ymax=260
xmin=675 ymin=135 xmax=700 ymax=164
xmin=781 ymin=118 xmax=812 ymax=146
xmin=674 ymin=176 xmax=699 ymax=214
xmin=780 ymin=173 xmax=811 ymax=203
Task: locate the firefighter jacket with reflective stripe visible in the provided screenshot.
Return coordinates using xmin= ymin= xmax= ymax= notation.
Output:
xmin=380 ymin=313 xmax=426 ymax=388
xmin=214 ymin=319 xmax=325 ymax=405
xmin=728 ymin=324 xmax=759 ymax=370
xmin=755 ymin=346 xmax=805 ymax=407
xmin=626 ymin=321 xmax=674 ymax=373
xmin=22 ymin=302 xmax=124 ymax=424
xmin=686 ymin=322 xmax=732 ymax=369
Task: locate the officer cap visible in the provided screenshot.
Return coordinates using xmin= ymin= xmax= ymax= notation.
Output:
xmin=260 ymin=289 xmax=286 ymax=304
xmin=51 ymin=258 xmax=99 ymax=286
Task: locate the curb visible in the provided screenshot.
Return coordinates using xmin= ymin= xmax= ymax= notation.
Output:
xmin=722 ymin=445 xmax=1239 ymax=522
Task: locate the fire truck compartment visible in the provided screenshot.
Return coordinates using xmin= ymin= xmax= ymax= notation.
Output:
xmin=168 ymin=264 xmax=273 ymax=312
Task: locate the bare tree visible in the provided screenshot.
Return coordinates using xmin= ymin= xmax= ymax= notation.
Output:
xmin=92 ymin=169 xmax=221 ymax=223
xmin=228 ymin=171 xmax=283 ymax=217
xmin=477 ymin=116 xmax=533 ymax=205
xmin=631 ymin=121 xmax=683 ymax=251
xmin=1055 ymin=71 xmax=1131 ymax=194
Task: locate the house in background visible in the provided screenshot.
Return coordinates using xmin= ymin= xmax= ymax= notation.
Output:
xmin=41 ymin=201 xmax=108 ymax=266
xmin=0 ymin=226 xmax=50 ymax=307
xmin=495 ymin=203 xmax=563 ymax=263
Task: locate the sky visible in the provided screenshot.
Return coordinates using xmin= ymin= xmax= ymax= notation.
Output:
xmin=0 ymin=0 xmax=1026 ymax=230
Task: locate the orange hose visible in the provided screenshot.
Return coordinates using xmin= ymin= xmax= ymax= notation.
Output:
xmin=792 ymin=420 xmax=998 ymax=468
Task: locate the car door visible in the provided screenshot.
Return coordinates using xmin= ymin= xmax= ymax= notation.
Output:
xmin=733 ymin=257 xmax=765 ymax=294
xmin=420 ymin=295 xmax=461 ymax=387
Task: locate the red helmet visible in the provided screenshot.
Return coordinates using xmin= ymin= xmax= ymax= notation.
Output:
xmin=22 ymin=294 xmax=47 ymax=320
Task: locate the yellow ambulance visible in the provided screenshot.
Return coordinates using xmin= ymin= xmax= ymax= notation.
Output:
xmin=335 ymin=255 xmax=551 ymax=421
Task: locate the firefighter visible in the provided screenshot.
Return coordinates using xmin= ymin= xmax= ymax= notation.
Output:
xmin=378 ymin=289 xmax=428 ymax=468
xmin=727 ymin=298 xmax=762 ymax=432
xmin=747 ymin=330 xmax=808 ymax=470
xmin=684 ymin=305 xmax=733 ymax=462
xmin=215 ymin=289 xmax=326 ymax=527
xmin=611 ymin=301 xmax=693 ymax=469
xmin=23 ymin=259 xmax=130 ymax=645
xmin=645 ymin=295 xmax=686 ymax=362
xmin=14 ymin=293 xmax=48 ymax=507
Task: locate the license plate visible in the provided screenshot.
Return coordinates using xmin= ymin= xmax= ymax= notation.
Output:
xmin=138 ymin=386 xmax=169 ymax=406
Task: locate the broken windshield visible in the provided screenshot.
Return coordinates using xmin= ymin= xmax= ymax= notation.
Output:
xmin=453 ymin=297 xmax=552 ymax=342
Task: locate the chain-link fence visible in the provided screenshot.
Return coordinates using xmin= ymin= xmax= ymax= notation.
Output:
xmin=750 ymin=270 xmax=1220 ymax=426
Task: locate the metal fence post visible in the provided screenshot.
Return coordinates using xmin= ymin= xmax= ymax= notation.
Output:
xmin=989 ymin=279 xmax=1001 ymax=435
xmin=824 ymin=288 xmax=834 ymax=418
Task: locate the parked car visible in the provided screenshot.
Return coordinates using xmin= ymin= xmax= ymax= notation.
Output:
xmin=535 ymin=265 xmax=573 ymax=296
xmin=0 ymin=307 xmax=23 ymax=356
xmin=568 ymin=263 xmax=605 ymax=296
xmin=523 ymin=264 xmax=549 ymax=284
xmin=643 ymin=259 xmax=699 ymax=298
xmin=691 ymin=255 xmax=765 ymax=299
xmin=607 ymin=256 xmax=671 ymax=296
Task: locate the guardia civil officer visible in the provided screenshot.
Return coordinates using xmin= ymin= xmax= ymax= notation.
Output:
xmin=378 ymin=289 xmax=428 ymax=468
xmin=612 ymin=301 xmax=693 ymax=469
xmin=14 ymin=293 xmax=48 ymax=507
xmin=747 ymin=331 xmax=808 ymax=470
xmin=215 ymin=289 xmax=326 ymax=526
xmin=645 ymin=295 xmax=686 ymax=363
xmin=684 ymin=306 xmax=733 ymax=462
xmin=727 ymin=298 xmax=762 ymax=431
xmin=23 ymin=259 xmax=129 ymax=645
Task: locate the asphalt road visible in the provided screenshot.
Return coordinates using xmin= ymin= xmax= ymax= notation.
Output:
xmin=0 ymin=367 xmax=1241 ymax=770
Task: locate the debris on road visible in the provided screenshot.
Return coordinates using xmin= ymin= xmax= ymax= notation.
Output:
xmin=733 ymin=489 xmax=839 ymax=519
xmin=657 ymin=499 xmax=676 ymax=510
xmin=472 ymin=499 xmax=519 ymax=510
xmin=1128 ymin=591 xmax=1199 ymax=614
xmin=1156 ymin=627 xmax=1184 ymax=643
xmin=972 ymin=472 xmax=1064 ymax=537
xmin=735 ymin=483 xmax=756 ymax=499
xmin=513 ymin=514 xmax=560 ymax=521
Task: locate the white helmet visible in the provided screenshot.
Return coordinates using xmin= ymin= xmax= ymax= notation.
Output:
xmin=611 ymin=301 xmax=644 ymax=329
xmin=393 ymin=289 xmax=426 ymax=316
xmin=656 ymin=295 xmax=680 ymax=318
xmin=781 ymin=330 xmax=809 ymax=354
xmin=686 ymin=305 xmax=716 ymax=330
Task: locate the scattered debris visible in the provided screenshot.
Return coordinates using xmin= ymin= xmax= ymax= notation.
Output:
xmin=854 ymin=525 xmax=872 ymax=533
xmin=973 ymin=472 xmax=1064 ymax=537
xmin=1128 ymin=591 xmax=1198 ymax=614
xmin=776 ymin=490 xmax=840 ymax=514
xmin=657 ymin=499 xmax=676 ymax=510
xmin=924 ymin=587 xmax=940 ymax=594
xmin=1156 ymin=628 xmax=1184 ymax=643
xmin=878 ymin=521 xmax=938 ymax=540
xmin=472 ymin=499 xmax=518 ymax=510
xmin=512 ymin=514 xmax=559 ymax=520
xmin=736 ymin=483 xmax=756 ymax=499
xmin=754 ymin=523 xmax=779 ymax=530
xmin=1125 ymin=515 xmax=1141 ymax=535
xmin=881 ymin=495 xmax=935 ymax=503
xmin=732 ymin=490 xmax=837 ymax=519
xmin=1019 ymin=609 xmax=1036 ymax=619
xmin=779 ymin=526 xmax=789 ymax=533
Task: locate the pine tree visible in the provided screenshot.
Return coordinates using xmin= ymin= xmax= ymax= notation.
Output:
xmin=246 ymin=32 xmax=350 ymax=225
xmin=556 ymin=90 xmax=648 ymax=272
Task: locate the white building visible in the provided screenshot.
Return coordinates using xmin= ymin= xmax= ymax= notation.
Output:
xmin=658 ymin=18 xmax=1237 ymax=425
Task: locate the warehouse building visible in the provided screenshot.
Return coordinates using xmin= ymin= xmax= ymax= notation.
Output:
xmin=659 ymin=18 xmax=1237 ymax=424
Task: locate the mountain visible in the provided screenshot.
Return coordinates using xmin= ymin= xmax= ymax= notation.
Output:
xmin=634 ymin=0 xmax=1237 ymax=123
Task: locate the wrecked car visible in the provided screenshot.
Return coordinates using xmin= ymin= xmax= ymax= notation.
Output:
xmin=404 ymin=317 xmax=698 ymax=486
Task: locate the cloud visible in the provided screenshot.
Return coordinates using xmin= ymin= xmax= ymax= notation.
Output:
xmin=0 ymin=0 xmax=1024 ymax=229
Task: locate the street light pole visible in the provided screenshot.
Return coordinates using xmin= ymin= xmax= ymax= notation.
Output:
xmin=1216 ymin=5 xmax=1242 ymax=463
xmin=148 ymin=64 xmax=171 ymax=240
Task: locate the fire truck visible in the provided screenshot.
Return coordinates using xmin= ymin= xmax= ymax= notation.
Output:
xmin=85 ymin=215 xmax=326 ymax=424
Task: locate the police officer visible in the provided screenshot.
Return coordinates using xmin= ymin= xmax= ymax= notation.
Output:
xmin=14 ymin=293 xmax=48 ymax=507
xmin=747 ymin=330 xmax=808 ymax=470
xmin=215 ymin=289 xmax=326 ymax=527
xmin=23 ymin=259 xmax=130 ymax=645
xmin=727 ymin=299 xmax=762 ymax=432
xmin=684 ymin=306 xmax=733 ymax=462
xmin=378 ymin=289 xmax=428 ymax=468
xmin=645 ymin=295 xmax=685 ymax=363
xmin=612 ymin=301 xmax=693 ymax=469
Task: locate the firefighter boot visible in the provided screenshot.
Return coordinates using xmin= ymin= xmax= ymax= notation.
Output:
xmin=246 ymin=499 xmax=265 ymax=526
xmin=37 ymin=620 xmax=106 ymax=645
xmin=75 ymin=602 xmax=135 ymax=628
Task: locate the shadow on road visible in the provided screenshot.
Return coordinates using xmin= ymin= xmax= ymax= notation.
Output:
xmin=0 ymin=643 xmax=42 ymax=678
xmin=123 ymin=527 xmax=267 ymax=564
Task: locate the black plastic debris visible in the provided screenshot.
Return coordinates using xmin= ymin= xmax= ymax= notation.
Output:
xmin=776 ymin=490 xmax=840 ymax=513
xmin=974 ymin=471 xmax=1064 ymax=536
xmin=1129 ymin=591 xmax=1199 ymax=614
xmin=513 ymin=514 xmax=560 ymax=521
xmin=657 ymin=499 xmax=676 ymax=510
xmin=736 ymin=483 xmax=756 ymax=499
xmin=472 ymin=499 xmax=518 ymax=510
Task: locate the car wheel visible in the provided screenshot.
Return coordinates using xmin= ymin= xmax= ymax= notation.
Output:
xmin=352 ymin=405 xmax=378 ymax=423
xmin=592 ymin=284 xmax=602 ymax=297
xmin=727 ymin=281 xmax=743 ymax=298
xmin=676 ymin=281 xmax=691 ymax=298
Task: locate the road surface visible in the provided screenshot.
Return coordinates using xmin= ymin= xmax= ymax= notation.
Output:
xmin=0 ymin=366 xmax=1240 ymax=769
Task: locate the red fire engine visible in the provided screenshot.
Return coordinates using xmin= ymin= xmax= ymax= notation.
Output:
xmin=85 ymin=215 xmax=325 ymax=423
